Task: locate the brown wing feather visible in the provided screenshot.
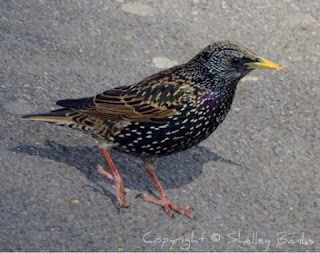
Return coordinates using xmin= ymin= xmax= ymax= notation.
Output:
xmin=53 ymin=69 xmax=198 ymax=137
xmin=74 ymin=82 xmax=196 ymax=122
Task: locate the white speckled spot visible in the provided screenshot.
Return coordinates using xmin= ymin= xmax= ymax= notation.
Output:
xmin=121 ymin=2 xmax=155 ymax=17
xmin=152 ymin=57 xmax=178 ymax=69
xmin=4 ymin=100 xmax=33 ymax=115
xmin=242 ymin=76 xmax=259 ymax=82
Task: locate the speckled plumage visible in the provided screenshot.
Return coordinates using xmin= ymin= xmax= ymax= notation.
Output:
xmin=25 ymin=42 xmax=260 ymax=156
xmin=59 ymin=73 xmax=235 ymax=157
xmin=22 ymin=41 xmax=285 ymax=218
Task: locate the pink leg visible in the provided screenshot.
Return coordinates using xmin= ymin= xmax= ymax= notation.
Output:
xmin=140 ymin=158 xmax=195 ymax=219
xmin=98 ymin=149 xmax=129 ymax=208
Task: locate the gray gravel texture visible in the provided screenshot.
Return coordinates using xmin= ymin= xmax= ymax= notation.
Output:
xmin=1 ymin=0 xmax=319 ymax=251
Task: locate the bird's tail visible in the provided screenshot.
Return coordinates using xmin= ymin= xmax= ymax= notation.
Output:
xmin=21 ymin=109 xmax=74 ymax=125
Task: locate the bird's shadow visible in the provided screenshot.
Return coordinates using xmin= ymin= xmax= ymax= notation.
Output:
xmin=11 ymin=140 xmax=241 ymax=205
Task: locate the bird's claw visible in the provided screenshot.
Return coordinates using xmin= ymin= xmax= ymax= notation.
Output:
xmin=116 ymin=195 xmax=130 ymax=209
xmin=138 ymin=193 xmax=196 ymax=219
xmin=96 ymin=164 xmax=130 ymax=208
xmin=96 ymin=164 xmax=114 ymax=180
xmin=135 ymin=193 xmax=144 ymax=199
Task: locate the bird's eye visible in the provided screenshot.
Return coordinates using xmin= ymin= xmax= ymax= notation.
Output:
xmin=231 ymin=58 xmax=241 ymax=65
xmin=232 ymin=58 xmax=240 ymax=63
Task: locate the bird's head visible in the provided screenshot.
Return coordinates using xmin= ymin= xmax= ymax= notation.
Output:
xmin=189 ymin=41 xmax=285 ymax=89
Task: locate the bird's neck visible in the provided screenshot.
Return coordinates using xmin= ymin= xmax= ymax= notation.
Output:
xmin=192 ymin=70 xmax=240 ymax=95
xmin=185 ymin=60 xmax=241 ymax=93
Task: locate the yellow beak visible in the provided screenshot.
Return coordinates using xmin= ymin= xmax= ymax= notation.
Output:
xmin=248 ymin=57 xmax=286 ymax=71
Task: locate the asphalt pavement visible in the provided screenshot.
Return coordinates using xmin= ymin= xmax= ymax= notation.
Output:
xmin=0 ymin=0 xmax=319 ymax=251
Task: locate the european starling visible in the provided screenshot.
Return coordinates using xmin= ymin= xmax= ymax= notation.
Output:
xmin=22 ymin=41 xmax=285 ymax=219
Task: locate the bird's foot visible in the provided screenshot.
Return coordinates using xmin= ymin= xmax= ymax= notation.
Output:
xmin=97 ymin=164 xmax=130 ymax=208
xmin=138 ymin=194 xmax=195 ymax=219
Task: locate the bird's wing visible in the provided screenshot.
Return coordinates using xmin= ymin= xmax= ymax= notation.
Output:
xmin=57 ymin=82 xmax=196 ymax=123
